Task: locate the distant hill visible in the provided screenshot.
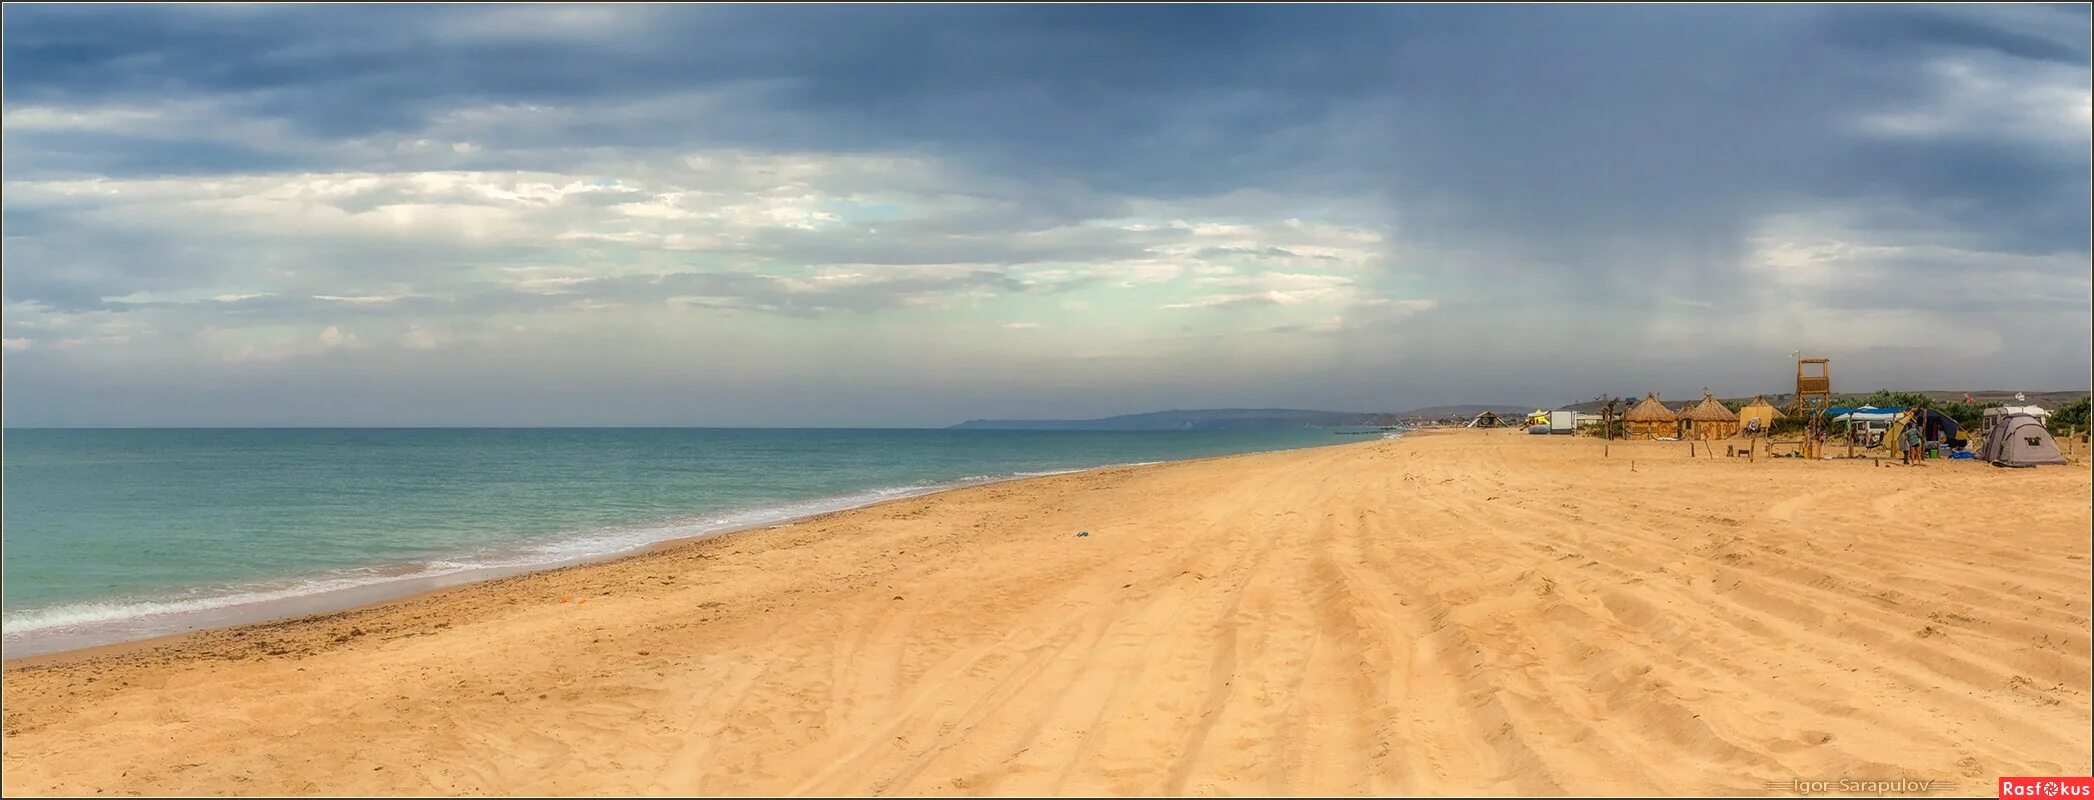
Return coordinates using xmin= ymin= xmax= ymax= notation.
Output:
xmin=1791 ymin=389 xmax=2088 ymax=407
xmin=1388 ymin=404 xmax=1536 ymax=420
xmin=949 ymin=408 xmax=1396 ymax=431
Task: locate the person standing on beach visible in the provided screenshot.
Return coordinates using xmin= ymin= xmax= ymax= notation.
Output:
xmin=1902 ymin=421 xmax=1923 ymax=463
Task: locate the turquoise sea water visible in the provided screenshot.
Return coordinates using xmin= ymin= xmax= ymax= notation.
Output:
xmin=2 ymin=427 xmax=1351 ymax=654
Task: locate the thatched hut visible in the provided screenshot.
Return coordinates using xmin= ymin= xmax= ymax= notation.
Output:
xmin=1623 ymin=393 xmax=1678 ymax=439
xmin=1736 ymin=395 xmax=1784 ymax=435
xmin=1678 ymin=392 xmax=1740 ymax=440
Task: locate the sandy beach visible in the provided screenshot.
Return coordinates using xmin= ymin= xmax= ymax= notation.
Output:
xmin=2 ymin=429 xmax=2088 ymax=796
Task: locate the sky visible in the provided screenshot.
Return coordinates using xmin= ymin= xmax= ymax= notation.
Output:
xmin=2 ymin=4 xmax=2089 ymax=427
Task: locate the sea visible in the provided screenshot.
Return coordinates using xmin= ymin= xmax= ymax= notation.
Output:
xmin=1 ymin=427 xmax=1351 ymax=657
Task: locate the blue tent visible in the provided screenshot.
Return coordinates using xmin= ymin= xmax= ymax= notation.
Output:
xmin=1890 ymin=408 xmax=1965 ymax=448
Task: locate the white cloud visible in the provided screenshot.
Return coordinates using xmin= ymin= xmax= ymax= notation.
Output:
xmin=1164 ymin=272 xmax=1373 ymax=310
xmin=0 ymin=143 xmax=1442 ymax=397
xmin=1744 ymin=209 xmax=2090 ymax=308
xmin=429 ymin=4 xmax=663 ymax=44
xmin=1851 ymin=56 xmax=2093 ymax=146
xmin=1 ymin=104 xmax=177 ymax=134
xmin=2 ymin=338 xmax=32 ymax=352
xmin=398 ymin=327 xmax=443 ymax=350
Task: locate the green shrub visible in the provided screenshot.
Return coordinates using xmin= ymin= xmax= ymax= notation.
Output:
xmin=1579 ymin=419 xmax=1630 ymax=438
xmin=1847 ymin=390 xmax=1934 ymax=409
xmin=2050 ymin=396 xmax=2090 ymax=435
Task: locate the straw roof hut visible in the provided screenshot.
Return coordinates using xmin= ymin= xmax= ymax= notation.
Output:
xmin=1736 ymin=395 xmax=1784 ymax=435
xmin=1623 ymin=393 xmax=1678 ymax=440
xmin=1678 ymin=392 xmax=1741 ymax=440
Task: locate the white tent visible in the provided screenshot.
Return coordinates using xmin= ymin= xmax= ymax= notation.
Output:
xmin=1983 ymin=405 xmax=2049 ymax=423
xmin=1831 ymin=406 xmax=1900 ymax=424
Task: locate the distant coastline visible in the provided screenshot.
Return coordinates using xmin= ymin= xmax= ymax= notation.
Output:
xmin=949 ymin=406 xmax=1532 ymax=431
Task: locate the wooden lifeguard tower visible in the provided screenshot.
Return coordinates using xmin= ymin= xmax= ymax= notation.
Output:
xmin=1792 ymin=358 xmax=1831 ymax=416
xmin=1793 ymin=357 xmax=1831 ymax=458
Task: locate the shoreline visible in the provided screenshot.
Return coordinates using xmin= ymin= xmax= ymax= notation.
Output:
xmin=2 ymin=438 xmax=1364 ymax=669
xmin=4 ymin=429 xmax=2083 ymax=796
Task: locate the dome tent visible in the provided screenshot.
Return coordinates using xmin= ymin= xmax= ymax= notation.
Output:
xmin=1978 ymin=413 xmax=2066 ymax=467
xmin=1886 ymin=408 xmax=1965 ymax=451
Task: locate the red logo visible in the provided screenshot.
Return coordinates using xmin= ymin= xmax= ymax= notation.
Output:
xmin=2001 ymin=777 xmax=2094 ymax=798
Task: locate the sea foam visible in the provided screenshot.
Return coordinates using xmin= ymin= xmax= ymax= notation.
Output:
xmin=1 ymin=467 xmax=1104 ymax=655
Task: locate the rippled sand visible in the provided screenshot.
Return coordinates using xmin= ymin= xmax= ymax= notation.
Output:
xmin=4 ymin=429 xmax=2087 ymax=796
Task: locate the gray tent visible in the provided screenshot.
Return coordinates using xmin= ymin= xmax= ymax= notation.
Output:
xmin=1978 ymin=413 xmax=2066 ymax=467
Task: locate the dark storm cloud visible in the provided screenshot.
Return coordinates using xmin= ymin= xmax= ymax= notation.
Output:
xmin=1820 ymin=4 xmax=2090 ymax=65
xmin=6 ymin=5 xmax=2082 ymax=230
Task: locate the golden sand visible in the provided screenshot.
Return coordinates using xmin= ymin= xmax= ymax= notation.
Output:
xmin=3 ymin=430 xmax=2088 ymax=795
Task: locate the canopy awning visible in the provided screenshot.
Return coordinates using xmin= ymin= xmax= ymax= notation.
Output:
xmin=1832 ymin=410 xmax=1902 ymax=423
